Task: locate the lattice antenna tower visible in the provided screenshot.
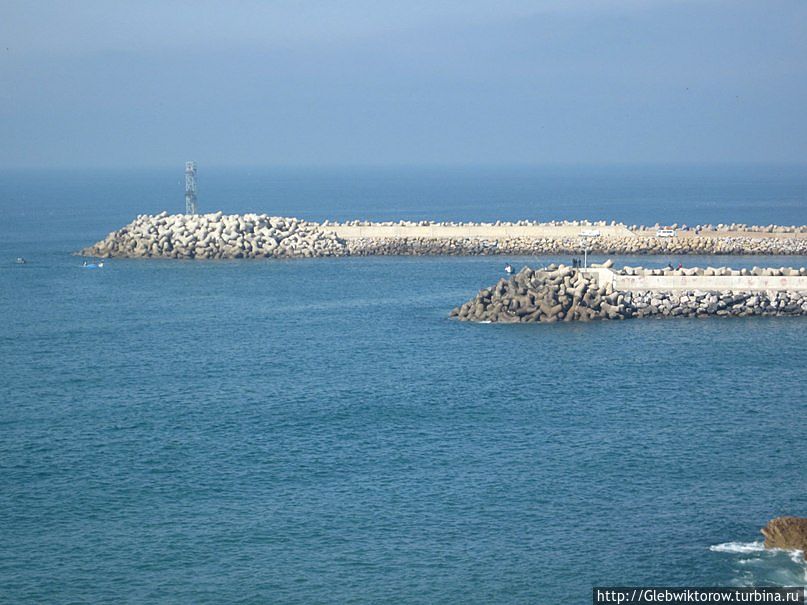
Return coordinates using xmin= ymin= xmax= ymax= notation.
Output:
xmin=185 ymin=161 xmax=198 ymax=214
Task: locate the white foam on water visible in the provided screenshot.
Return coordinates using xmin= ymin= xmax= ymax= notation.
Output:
xmin=710 ymin=541 xmax=807 ymax=586
xmin=711 ymin=541 xmax=805 ymax=563
xmin=788 ymin=549 xmax=806 ymax=565
xmin=710 ymin=541 xmax=766 ymax=554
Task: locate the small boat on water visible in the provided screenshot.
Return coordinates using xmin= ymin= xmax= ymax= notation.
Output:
xmin=504 ymin=263 xmax=514 ymax=275
xmin=82 ymin=260 xmax=105 ymax=269
xmin=16 ymin=257 xmax=27 ymax=264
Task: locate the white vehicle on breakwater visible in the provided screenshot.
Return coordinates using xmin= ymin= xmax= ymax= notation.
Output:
xmin=656 ymin=229 xmax=677 ymax=238
xmin=580 ymin=229 xmax=601 ymax=237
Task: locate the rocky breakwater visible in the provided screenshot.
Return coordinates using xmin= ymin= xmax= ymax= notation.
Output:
xmin=347 ymin=235 xmax=807 ymax=256
xmin=79 ymin=212 xmax=347 ymax=259
xmin=332 ymin=219 xmax=807 ymax=256
xmin=344 ymin=233 xmax=807 ymax=256
xmin=449 ymin=262 xmax=807 ymax=323
xmin=81 ymin=215 xmax=807 ymax=259
xmin=617 ymin=266 xmax=807 ymax=278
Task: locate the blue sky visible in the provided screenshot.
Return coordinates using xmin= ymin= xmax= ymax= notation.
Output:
xmin=1 ymin=0 xmax=806 ymax=167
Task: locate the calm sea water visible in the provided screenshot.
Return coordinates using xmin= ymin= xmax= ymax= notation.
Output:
xmin=1 ymin=167 xmax=806 ymax=603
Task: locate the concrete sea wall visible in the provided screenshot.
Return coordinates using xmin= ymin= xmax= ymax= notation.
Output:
xmin=450 ymin=262 xmax=807 ymax=323
xmin=589 ymin=265 xmax=807 ymax=292
xmin=79 ymin=213 xmax=807 ymax=259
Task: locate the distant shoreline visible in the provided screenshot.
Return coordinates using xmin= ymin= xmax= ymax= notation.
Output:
xmin=79 ymin=213 xmax=807 ymax=259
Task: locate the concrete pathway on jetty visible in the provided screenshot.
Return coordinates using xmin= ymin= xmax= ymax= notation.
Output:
xmin=631 ymin=227 xmax=807 ymax=241
xmin=331 ymin=223 xmax=807 ymax=241
xmin=328 ymin=223 xmax=635 ymax=239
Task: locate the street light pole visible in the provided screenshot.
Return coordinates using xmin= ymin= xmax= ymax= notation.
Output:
xmin=579 ymin=237 xmax=589 ymax=269
xmin=579 ymin=232 xmax=598 ymax=269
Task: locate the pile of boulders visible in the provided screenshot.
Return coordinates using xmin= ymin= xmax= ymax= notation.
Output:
xmin=79 ymin=212 xmax=347 ymax=259
xmin=632 ymin=223 xmax=807 ymax=234
xmin=449 ymin=264 xmax=807 ymax=323
xmin=329 ymin=219 xmax=807 ymax=233
xmin=327 ymin=219 xmax=621 ymax=228
xmin=345 ymin=235 xmax=807 ymax=256
xmin=618 ymin=266 xmax=807 ymax=277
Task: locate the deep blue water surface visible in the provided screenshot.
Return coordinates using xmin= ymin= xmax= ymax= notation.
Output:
xmin=1 ymin=167 xmax=806 ymax=603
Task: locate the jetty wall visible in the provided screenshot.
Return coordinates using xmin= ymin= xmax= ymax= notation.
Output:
xmin=586 ymin=267 xmax=807 ymax=292
xmin=329 ymin=223 xmax=635 ymax=239
xmin=451 ymin=263 xmax=807 ymax=323
xmin=78 ymin=213 xmax=807 ymax=259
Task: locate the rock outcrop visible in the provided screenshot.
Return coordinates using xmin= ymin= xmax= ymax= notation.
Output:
xmin=449 ymin=264 xmax=807 ymax=323
xmin=761 ymin=517 xmax=807 ymax=553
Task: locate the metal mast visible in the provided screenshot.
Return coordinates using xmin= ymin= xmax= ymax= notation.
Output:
xmin=185 ymin=161 xmax=198 ymax=214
